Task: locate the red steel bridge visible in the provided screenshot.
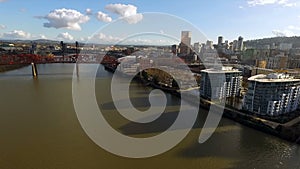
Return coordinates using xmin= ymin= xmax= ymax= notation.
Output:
xmin=0 ymin=52 xmax=124 ymax=65
xmin=0 ymin=53 xmax=121 ymax=77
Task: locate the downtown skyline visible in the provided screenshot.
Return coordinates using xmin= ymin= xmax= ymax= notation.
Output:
xmin=1 ymin=0 xmax=300 ymax=44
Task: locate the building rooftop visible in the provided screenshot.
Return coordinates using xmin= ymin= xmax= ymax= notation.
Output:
xmin=248 ymin=73 xmax=300 ymax=82
xmin=201 ymin=66 xmax=241 ymax=74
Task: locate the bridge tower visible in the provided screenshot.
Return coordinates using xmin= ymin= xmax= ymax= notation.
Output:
xmin=31 ymin=62 xmax=38 ymax=78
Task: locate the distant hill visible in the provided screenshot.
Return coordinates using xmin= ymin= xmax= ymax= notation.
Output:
xmin=0 ymin=39 xmax=60 ymax=44
xmin=32 ymin=39 xmax=60 ymax=44
xmin=244 ymin=36 xmax=300 ymax=48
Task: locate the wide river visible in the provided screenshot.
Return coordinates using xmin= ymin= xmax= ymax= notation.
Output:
xmin=0 ymin=63 xmax=299 ymax=169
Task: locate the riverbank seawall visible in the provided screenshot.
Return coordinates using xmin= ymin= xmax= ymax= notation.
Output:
xmin=0 ymin=64 xmax=27 ymax=73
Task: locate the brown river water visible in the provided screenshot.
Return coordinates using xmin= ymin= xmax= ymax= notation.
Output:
xmin=0 ymin=63 xmax=299 ymax=169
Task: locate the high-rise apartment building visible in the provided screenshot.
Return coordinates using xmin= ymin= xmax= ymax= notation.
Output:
xmin=200 ymin=67 xmax=242 ymax=100
xmin=243 ymin=73 xmax=300 ymax=116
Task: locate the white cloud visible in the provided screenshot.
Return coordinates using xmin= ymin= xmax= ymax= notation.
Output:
xmin=28 ymin=34 xmax=47 ymax=40
xmin=85 ymin=8 xmax=93 ymax=15
xmin=288 ymin=25 xmax=300 ymax=31
xmin=0 ymin=24 xmax=6 ymax=29
xmin=19 ymin=8 xmax=27 ymax=13
xmin=272 ymin=29 xmax=295 ymax=37
xmin=41 ymin=8 xmax=90 ymax=30
xmin=277 ymin=0 xmax=297 ymax=6
xmin=247 ymin=0 xmax=297 ymax=7
xmin=88 ymin=32 xmax=121 ymax=43
xmin=283 ymin=2 xmax=297 ymax=6
xmin=124 ymin=38 xmax=176 ymax=45
xmin=123 ymin=14 xmax=143 ymax=24
xmin=105 ymin=4 xmax=143 ymax=24
xmin=85 ymin=32 xmax=176 ymax=45
xmin=105 ymin=4 xmax=137 ymax=17
xmin=79 ymin=37 xmax=88 ymax=42
xmin=57 ymin=32 xmax=74 ymax=41
xmin=0 ymin=30 xmax=49 ymax=40
xmin=1 ymin=30 xmax=31 ymax=39
xmin=96 ymin=11 xmax=112 ymax=22
xmin=36 ymin=34 xmax=47 ymax=39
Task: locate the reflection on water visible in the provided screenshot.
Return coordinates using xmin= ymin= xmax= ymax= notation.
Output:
xmin=0 ymin=64 xmax=299 ymax=169
xmin=225 ymin=97 xmax=243 ymax=110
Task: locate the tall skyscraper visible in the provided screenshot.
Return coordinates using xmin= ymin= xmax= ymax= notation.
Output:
xmin=206 ymin=40 xmax=213 ymax=49
xmin=171 ymin=44 xmax=178 ymax=55
xmin=232 ymin=40 xmax=238 ymax=51
xmin=237 ymin=36 xmax=244 ymax=51
xmin=224 ymin=40 xmax=229 ymax=49
xmin=179 ymin=31 xmax=192 ymax=55
xmin=193 ymin=42 xmax=202 ymax=54
xmin=181 ymin=31 xmax=191 ymax=46
xmin=218 ymin=36 xmax=223 ymax=46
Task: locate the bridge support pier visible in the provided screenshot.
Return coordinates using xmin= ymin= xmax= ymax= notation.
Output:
xmin=76 ymin=63 xmax=79 ymax=77
xmin=31 ymin=62 xmax=38 ymax=78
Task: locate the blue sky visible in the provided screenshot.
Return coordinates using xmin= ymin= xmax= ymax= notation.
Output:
xmin=0 ymin=0 xmax=300 ymax=44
